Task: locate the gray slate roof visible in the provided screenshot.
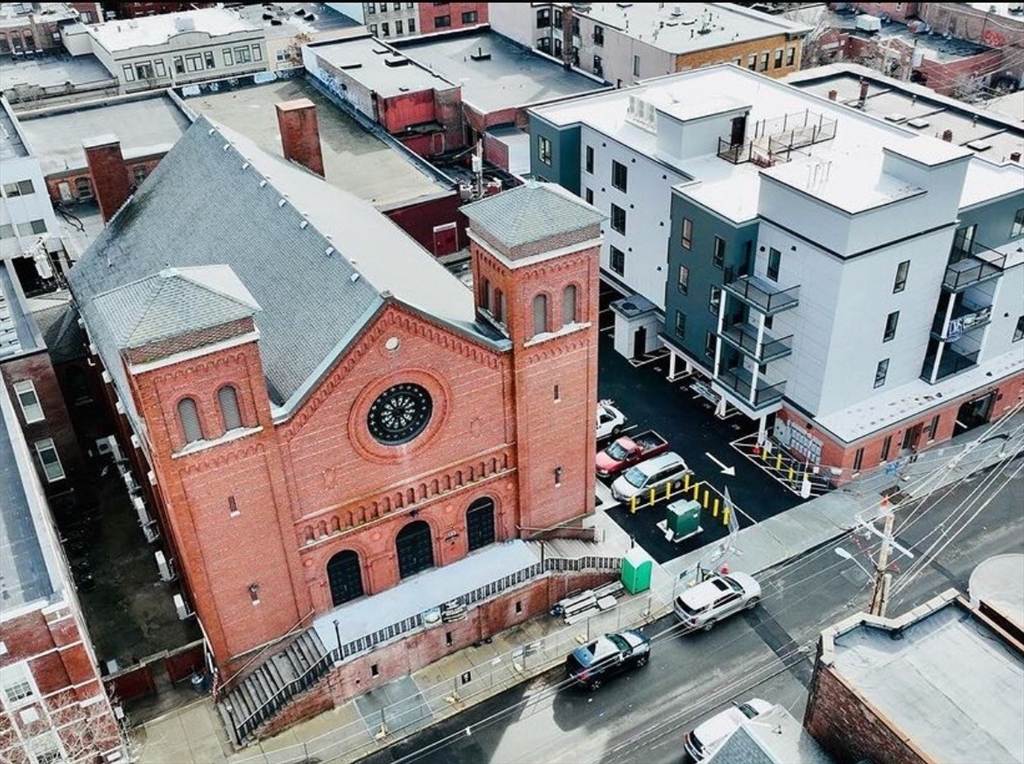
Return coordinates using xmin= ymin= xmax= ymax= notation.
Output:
xmin=68 ymin=115 xmax=503 ymax=424
xmin=462 ymin=180 xmax=604 ymax=250
xmin=92 ymin=266 xmax=260 ymax=350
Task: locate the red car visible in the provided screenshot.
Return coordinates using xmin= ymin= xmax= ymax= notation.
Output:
xmin=595 ymin=430 xmax=669 ymax=478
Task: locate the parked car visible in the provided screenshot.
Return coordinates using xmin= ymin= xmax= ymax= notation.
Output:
xmin=564 ymin=629 xmax=650 ymax=691
xmin=610 ymin=451 xmax=690 ymax=502
xmin=674 ymin=572 xmax=761 ymax=631
xmin=684 ymin=698 xmax=774 ymax=760
xmin=596 ymin=430 xmax=669 ymax=478
xmin=596 ymin=400 xmax=626 ymax=441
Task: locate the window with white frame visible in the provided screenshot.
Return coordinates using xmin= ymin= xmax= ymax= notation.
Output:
xmin=13 ymin=380 xmax=44 ymax=423
xmin=234 ymin=46 xmax=252 ymax=63
xmin=0 ymin=662 xmax=37 ymax=708
xmin=34 ymin=439 xmax=65 ymax=482
xmin=222 ymin=48 xmax=233 ymax=66
xmin=252 ymin=44 xmax=262 ymax=61
xmin=538 ymin=135 xmax=552 ymax=165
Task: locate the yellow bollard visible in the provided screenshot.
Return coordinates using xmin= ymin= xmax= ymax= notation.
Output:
xmin=630 ymin=495 xmax=638 ymax=514
xmin=761 ymin=447 xmax=768 ymax=461
xmin=665 ymin=482 xmax=672 ymax=501
xmin=713 ymin=497 xmax=720 ymax=517
xmin=684 ymin=473 xmax=691 ymax=491
xmin=702 ymin=489 xmax=710 ymax=509
xmin=693 ymin=483 xmax=700 ymax=500
xmin=723 ymin=506 xmax=730 ymax=526
xmin=775 ymin=452 xmax=783 ymax=470
xmin=648 ymin=487 xmax=656 ymax=506
xmin=788 ymin=466 xmax=795 ymax=481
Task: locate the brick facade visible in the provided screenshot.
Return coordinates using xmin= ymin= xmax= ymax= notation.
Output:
xmin=417 ymin=3 xmax=488 ymax=37
xmin=276 ymin=99 xmax=325 ymax=178
xmin=675 ymin=33 xmax=803 ymax=78
xmin=83 ymin=137 xmax=134 ymax=222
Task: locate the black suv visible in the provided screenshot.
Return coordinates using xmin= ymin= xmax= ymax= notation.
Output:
xmin=565 ymin=630 xmax=651 ymax=691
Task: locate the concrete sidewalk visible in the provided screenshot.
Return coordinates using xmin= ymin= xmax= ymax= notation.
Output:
xmin=131 ymin=410 xmax=1024 ymax=764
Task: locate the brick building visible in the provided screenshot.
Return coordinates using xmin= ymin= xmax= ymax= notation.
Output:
xmin=331 ymin=2 xmax=488 ymax=40
xmin=805 ymin=589 xmax=1024 ymax=764
xmin=0 ymin=380 xmax=125 ymax=764
xmin=67 ymin=107 xmax=612 ymax=742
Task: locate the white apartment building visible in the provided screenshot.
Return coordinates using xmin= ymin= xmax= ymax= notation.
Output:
xmin=530 ymin=65 xmax=1024 ymax=480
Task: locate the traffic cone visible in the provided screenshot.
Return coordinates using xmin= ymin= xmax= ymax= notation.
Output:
xmin=720 ymin=564 xmax=730 ymax=575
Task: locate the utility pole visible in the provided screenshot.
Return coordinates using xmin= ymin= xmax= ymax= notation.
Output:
xmin=869 ymin=510 xmax=894 ymax=617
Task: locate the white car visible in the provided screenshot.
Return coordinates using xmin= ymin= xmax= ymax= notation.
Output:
xmin=596 ymin=400 xmax=626 ymax=440
xmin=673 ymin=572 xmax=761 ymax=631
xmin=684 ymin=698 xmax=774 ymax=760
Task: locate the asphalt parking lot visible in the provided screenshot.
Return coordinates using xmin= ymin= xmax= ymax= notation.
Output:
xmin=595 ymin=332 xmax=801 ymax=564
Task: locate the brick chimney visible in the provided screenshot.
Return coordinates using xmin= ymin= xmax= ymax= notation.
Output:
xmin=942 ymin=129 xmax=953 ymax=142
xmin=275 ymin=99 xmax=325 ymax=178
xmin=828 ymin=89 xmax=838 ymax=101
xmin=84 ymin=134 xmax=132 ymax=222
xmin=858 ymin=79 xmax=869 ymax=107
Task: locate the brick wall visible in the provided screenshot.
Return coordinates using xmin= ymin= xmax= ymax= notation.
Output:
xmin=382 ymin=191 xmax=467 ymax=254
xmin=45 ymin=155 xmax=163 ymax=206
xmin=851 ymin=3 xmax=920 ymax=23
xmin=417 ymin=3 xmax=488 ymax=36
xmin=676 ymin=33 xmax=803 ymax=78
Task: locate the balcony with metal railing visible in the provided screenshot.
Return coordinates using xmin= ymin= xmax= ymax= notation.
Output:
xmin=930 ymin=300 xmax=992 ymax=341
xmin=943 ymin=240 xmax=1007 ymax=291
xmin=717 ymin=109 xmax=837 ymax=165
xmin=921 ymin=344 xmax=980 ymax=383
xmin=714 ymin=366 xmax=786 ymax=411
xmin=723 ymin=274 xmax=799 ymax=315
xmin=718 ymin=321 xmax=793 ymax=363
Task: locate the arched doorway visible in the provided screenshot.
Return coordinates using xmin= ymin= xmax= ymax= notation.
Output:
xmin=326 ymin=550 xmax=364 ymax=606
xmin=396 ymin=521 xmax=434 ymax=579
xmin=466 ymin=497 xmax=496 ymax=552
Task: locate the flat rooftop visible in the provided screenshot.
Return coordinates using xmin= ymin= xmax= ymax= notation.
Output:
xmin=18 ymin=94 xmax=190 ymax=175
xmin=87 ymin=7 xmax=262 ymax=53
xmin=394 ymin=31 xmax=606 ymax=114
xmin=579 ymin=2 xmax=810 ymax=55
xmin=969 ymin=2 xmax=1024 ymax=21
xmin=786 ymin=64 xmax=1024 ymax=167
xmin=235 ymin=1 xmax=361 ymax=41
xmin=830 ymin=599 xmax=1024 ymax=764
xmin=533 ymin=65 xmax=1022 ymax=225
xmin=831 ymin=12 xmax=992 ymax=64
xmin=0 ymin=99 xmax=27 ymax=160
xmin=310 ymin=35 xmax=457 ymax=98
xmin=183 ymin=78 xmax=449 ymax=208
xmin=0 ymin=53 xmax=114 ymax=94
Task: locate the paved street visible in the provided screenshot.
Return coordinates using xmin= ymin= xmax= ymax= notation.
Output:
xmin=359 ymin=455 xmax=1024 ymax=764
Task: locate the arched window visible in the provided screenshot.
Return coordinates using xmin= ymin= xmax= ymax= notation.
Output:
xmin=396 ymin=520 xmax=434 ymax=579
xmin=466 ymin=497 xmax=496 ymax=552
xmin=563 ymin=284 xmax=578 ymax=326
xmin=533 ymin=294 xmax=549 ymax=336
xmin=177 ymin=397 xmax=203 ymax=444
xmin=218 ymin=385 xmax=242 ymax=432
xmin=494 ymin=288 xmax=505 ymax=324
xmin=326 ymin=550 xmax=364 ymax=606
xmin=480 ymin=277 xmax=490 ymax=311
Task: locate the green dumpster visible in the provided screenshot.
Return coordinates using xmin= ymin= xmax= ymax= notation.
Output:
xmin=621 ymin=547 xmax=653 ymax=594
xmin=666 ymin=499 xmax=702 ymax=542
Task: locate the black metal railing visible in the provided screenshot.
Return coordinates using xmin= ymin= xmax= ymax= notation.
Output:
xmin=723 ymin=275 xmax=799 ymax=314
xmin=921 ymin=346 xmax=980 ymax=383
xmin=716 ymin=369 xmax=786 ymax=408
xmin=717 ymin=109 xmax=837 ymax=164
xmin=931 ymin=303 xmax=992 ymax=340
xmin=718 ymin=323 xmax=793 ymax=362
xmin=944 ymin=240 xmax=1008 ymax=290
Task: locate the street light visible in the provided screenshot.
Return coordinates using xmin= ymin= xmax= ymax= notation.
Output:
xmin=835 ymin=547 xmax=872 ymax=579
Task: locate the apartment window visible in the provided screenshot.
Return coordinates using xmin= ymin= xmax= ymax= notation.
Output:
xmin=185 ymin=53 xmax=202 ymax=71
xmin=532 ymin=294 xmax=549 ymax=336
xmin=928 ymin=414 xmax=940 ymax=441
xmin=593 ymin=55 xmax=603 ymax=75
xmin=874 ymin=358 xmax=889 ymax=388
xmin=553 ymin=8 xmax=563 ymax=26
xmin=712 ymin=236 xmax=725 ymax=269
xmin=681 ymin=217 xmax=693 ymax=249
xmin=709 ymin=286 xmax=722 ymax=315
xmin=594 ymin=25 xmax=604 ymax=45
xmin=252 ymin=45 xmax=262 ymax=61
xmin=366 ymin=2 xmax=375 ymax=11
xmin=0 ymin=224 xmax=13 ymax=238
xmin=610 ymin=204 xmax=626 ymax=234
xmin=16 ymin=220 xmax=46 ymax=236
xmin=764 ymin=313 xmax=774 ymax=330
xmin=234 ymin=46 xmax=252 ymax=63
xmin=1014 ymin=316 xmax=1024 ymax=342
xmin=893 ymin=259 xmax=910 ymax=293
xmin=677 ymin=265 xmax=690 ymax=295
xmin=478 ymin=277 xmax=490 ymax=311
xmin=674 ymin=311 xmax=686 ymax=340
xmin=563 ymin=284 xmax=578 ymax=324
xmin=632 ymin=54 xmax=640 ymax=77
xmin=585 ymin=145 xmax=594 ymax=173
xmin=174 ymin=56 xmax=185 ymax=73
xmin=0 ymin=662 xmax=36 ymax=707
xmin=786 ymin=46 xmax=796 ymax=66
xmin=178 ymin=397 xmax=203 ymax=444
xmin=154 ymin=59 xmax=166 ymax=77
xmin=880 ymin=435 xmax=892 ymax=462
xmin=951 ymin=223 xmax=976 ymax=259
xmin=34 ymin=439 xmax=65 ymax=483
xmin=584 ymin=187 xmax=593 ymax=204
xmin=122 ymin=64 xmax=135 ymax=81
xmin=536 ymin=8 xmax=550 ymax=28
xmin=611 ymin=160 xmax=628 ymax=192
xmin=538 ymin=135 xmax=552 ymax=166
xmin=395 ymin=19 xmax=403 ymax=34
xmin=883 ymin=311 xmax=900 ymax=342
xmin=75 ymin=177 xmax=93 ymax=198
xmin=435 ymin=14 xmax=451 ymax=27
xmin=13 ymin=381 xmax=44 ymax=423
xmin=2 ymin=179 xmax=34 ymax=196
xmin=747 ymin=53 xmax=756 ymax=70
xmin=704 ymin=330 xmax=716 ymax=360
xmin=853 ymin=447 xmax=864 ymax=472
xmin=369 ymin=24 xmax=377 ymax=35
xmin=774 ymin=48 xmax=783 ymax=68
xmin=760 ymin=52 xmax=769 ymax=71
xmin=381 ymin=21 xmax=390 ymax=36
xmin=767 ymin=247 xmax=781 ymax=282
xmin=137 ymin=61 xmax=154 ymax=79
xmin=218 ymin=385 xmax=242 ymax=431
xmin=407 ymin=2 xmax=414 ymax=7
xmin=610 ymin=245 xmax=625 ymax=275
xmin=131 ymin=166 xmax=147 ymax=187
xmin=493 ymin=288 xmax=505 ymax=324
xmin=462 ymin=11 xmax=477 ymax=23
xmin=408 ymin=17 xmax=415 ymax=32
xmin=1012 ymin=208 xmax=1024 ymax=238
xmin=393 ymin=2 xmax=400 ymax=9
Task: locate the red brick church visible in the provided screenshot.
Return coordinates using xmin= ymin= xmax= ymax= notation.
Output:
xmin=68 ymin=104 xmax=610 ymax=742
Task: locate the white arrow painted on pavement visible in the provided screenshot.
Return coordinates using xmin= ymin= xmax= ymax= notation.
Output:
xmin=705 ymin=452 xmax=736 ymax=476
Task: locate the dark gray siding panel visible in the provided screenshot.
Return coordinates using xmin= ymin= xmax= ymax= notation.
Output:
xmin=528 ymin=115 xmax=581 ymax=196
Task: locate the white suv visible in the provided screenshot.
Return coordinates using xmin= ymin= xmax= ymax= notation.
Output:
xmin=596 ymin=400 xmax=626 ymax=440
xmin=610 ymin=451 xmax=690 ymax=502
xmin=673 ymin=572 xmax=761 ymax=631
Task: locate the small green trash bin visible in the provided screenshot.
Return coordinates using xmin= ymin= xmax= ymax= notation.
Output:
xmin=666 ymin=499 xmax=702 ymax=542
xmin=621 ymin=547 xmax=653 ymax=594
